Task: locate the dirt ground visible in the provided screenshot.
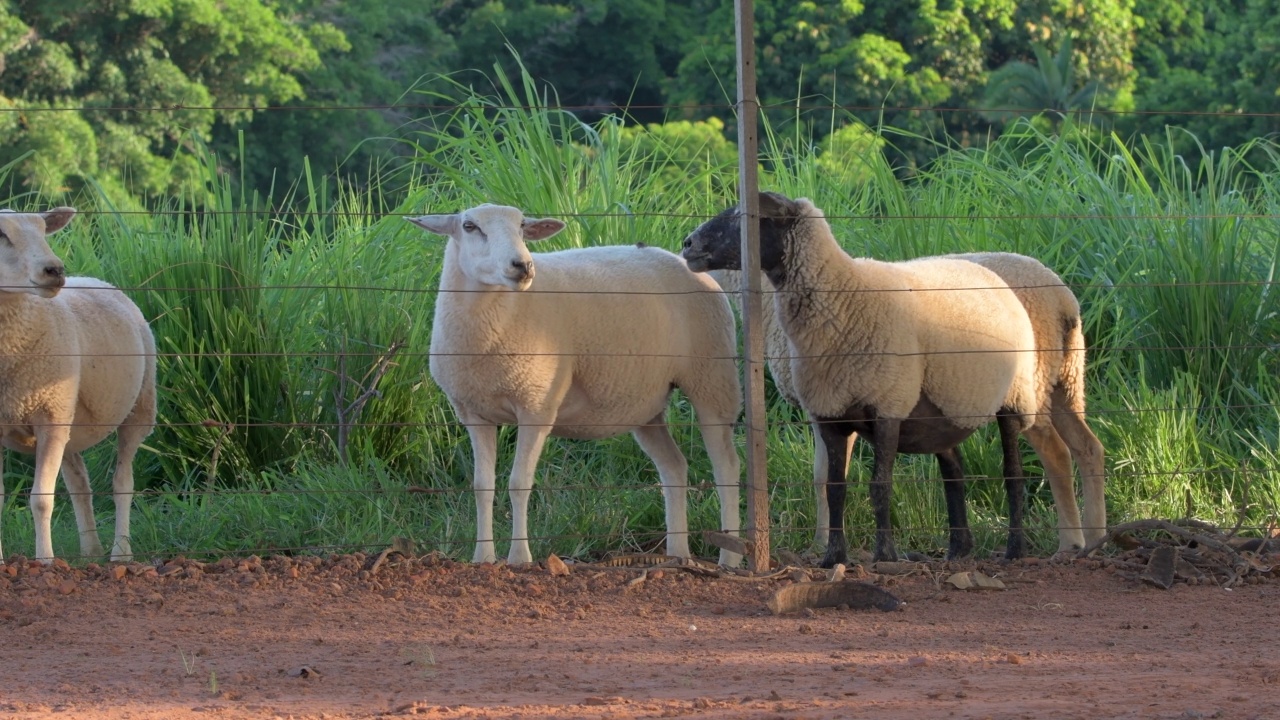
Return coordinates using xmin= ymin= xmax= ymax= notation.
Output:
xmin=1 ymin=549 xmax=1276 ymax=720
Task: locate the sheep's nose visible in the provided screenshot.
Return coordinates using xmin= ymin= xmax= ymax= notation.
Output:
xmin=681 ymin=237 xmax=692 ymax=250
xmin=43 ymin=263 xmax=65 ymax=280
xmin=511 ymin=259 xmax=534 ymax=279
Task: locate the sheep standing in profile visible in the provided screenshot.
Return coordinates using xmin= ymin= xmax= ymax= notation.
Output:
xmin=713 ymin=252 xmax=1106 ymax=556
xmin=0 ymin=208 xmax=156 ymax=564
xmin=408 ymin=203 xmax=743 ymax=566
xmin=683 ymin=192 xmax=1041 ymax=566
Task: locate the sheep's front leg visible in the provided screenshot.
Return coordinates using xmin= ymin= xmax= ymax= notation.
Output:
xmin=632 ymin=418 xmax=692 ymax=559
xmin=506 ymin=421 xmax=553 ymax=565
xmin=868 ymin=417 xmax=901 ymax=564
xmin=811 ymin=426 xmax=856 ymax=551
xmin=465 ymin=421 xmax=500 ymax=564
xmin=997 ymin=411 xmax=1027 ymax=559
xmin=31 ymin=421 xmax=72 ymax=564
xmin=59 ymin=453 xmax=106 ymax=559
xmin=817 ymin=419 xmax=855 ymax=569
xmin=935 ymin=448 xmax=974 ymax=559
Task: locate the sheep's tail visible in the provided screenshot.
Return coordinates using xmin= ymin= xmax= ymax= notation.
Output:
xmin=1058 ymin=314 xmax=1088 ymax=413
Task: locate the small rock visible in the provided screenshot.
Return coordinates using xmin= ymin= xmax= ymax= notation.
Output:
xmin=908 ymin=656 xmax=928 ymax=667
xmin=1006 ymin=653 xmax=1023 ymax=665
xmin=58 ymin=580 xmax=77 ymax=596
xmin=111 ymin=565 xmax=128 ymax=581
xmin=546 ymin=554 xmax=571 ymax=577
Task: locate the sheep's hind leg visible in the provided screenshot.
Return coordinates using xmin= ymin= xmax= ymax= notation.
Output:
xmin=997 ymin=411 xmax=1027 ymax=560
xmin=1022 ymin=421 xmax=1085 ymax=555
xmin=110 ymin=381 xmax=155 ymax=562
xmin=632 ymin=416 xmax=692 ymax=560
xmin=694 ymin=412 xmax=741 ymax=567
xmin=935 ymin=447 xmax=974 ymax=559
xmin=816 ymin=419 xmax=859 ymax=568
xmin=465 ymin=421 xmax=500 ymax=564
xmin=1049 ymin=390 xmax=1107 ymax=544
xmin=506 ymin=421 xmax=553 ymax=566
xmin=60 ymin=453 xmax=106 ymax=559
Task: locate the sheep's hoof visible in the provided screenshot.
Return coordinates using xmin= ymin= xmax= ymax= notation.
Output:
xmin=818 ymin=549 xmax=849 ymax=569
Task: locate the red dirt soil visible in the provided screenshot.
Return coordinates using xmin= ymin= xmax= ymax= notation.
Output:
xmin=1 ymin=552 xmax=1276 ymax=720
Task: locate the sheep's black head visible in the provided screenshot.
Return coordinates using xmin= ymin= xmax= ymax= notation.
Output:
xmin=681 ymin=191 xmax=804 ymax=283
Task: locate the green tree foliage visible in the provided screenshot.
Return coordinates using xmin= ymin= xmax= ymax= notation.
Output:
xmin=435 ymin=0 xmax=696 ymax=124
xmin=982 ymin=37 xmax=1106 ymax=129
xmin=669 ymin=1 xmax=1014 ymax=135
xmin=0 ymin=0 xmax=337 ymax=201
xmin=1126 ymin=0 xmax=1280 ymax=157
xmin=219 ymin=0 xmax=457 ymax=197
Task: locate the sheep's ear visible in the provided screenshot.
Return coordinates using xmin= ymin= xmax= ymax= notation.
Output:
xmin=521 ymin=218 xmax=565 ymax=242
xmin=758 ymin=191 xmax=797 ymax=219
xmin=42 ymin=206 xmax=77 ymax=234
xmin=405 ymin=214 xmax=458 ymax=237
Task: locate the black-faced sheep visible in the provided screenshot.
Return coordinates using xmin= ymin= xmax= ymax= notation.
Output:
xmin=683 ymin=192 xmax=1040 ymax=566
xmin=713 ymin=253 xmax=1106 ymax=556
xmin=408 ymin=203 xmax=743 ymax=566
xmin=0 ymin=208 xmax=157 ymax=564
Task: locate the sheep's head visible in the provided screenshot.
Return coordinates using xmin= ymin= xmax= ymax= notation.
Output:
xmin=0 ymin=208 xmax=74 ymax=299
xmin=681 ymin=191 xmax=802 ymax=282
xmin=406 ymin=204 xmax=565 ymax=291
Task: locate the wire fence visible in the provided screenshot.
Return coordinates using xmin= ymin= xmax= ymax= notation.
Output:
xmin=2 ymin=96 xmax=1278 ymax=565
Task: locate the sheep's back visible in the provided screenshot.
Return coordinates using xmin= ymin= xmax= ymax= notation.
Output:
xmin=430 ymin=245 xmax=740 ymax=437
xmin=895 ymin=257 xmax=1039 ymax=427
xmin=949 ymin=252 xmax=1082 ymax=415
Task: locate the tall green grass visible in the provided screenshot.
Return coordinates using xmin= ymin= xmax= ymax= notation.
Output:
xmin=2 ymin=70 xmax=1277 ymax=563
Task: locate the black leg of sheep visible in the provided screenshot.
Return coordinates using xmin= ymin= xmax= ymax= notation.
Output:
xmin=998 ymin=410 xmax=1028 ymax=559
xmin=817 ymin=420 xmax=857 ymax=569
xmin=936 ymin=448 xmax=975 ymax=559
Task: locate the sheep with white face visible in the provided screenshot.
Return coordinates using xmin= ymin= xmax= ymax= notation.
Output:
xmin=409 ymin=203 xmax=744 ymax=566
xmin=0 ymin=208 xmax=156 ymax=564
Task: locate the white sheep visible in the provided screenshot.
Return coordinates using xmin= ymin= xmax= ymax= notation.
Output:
xmin=0 ymin=208 xmax=157 ymax=564
xmin=407 ymin=203 xmax=743 ymax=566
xmin=713 ymin=252 xmax=1106 ymax=555
xmin=683 ymin=191 xmax=1041 ymax=566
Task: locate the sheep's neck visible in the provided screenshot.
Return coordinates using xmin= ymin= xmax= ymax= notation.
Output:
xmin=432 ymin=244 xmax=526 ymax=352
xmin=0 ymin=294 xmax=44 ymax=370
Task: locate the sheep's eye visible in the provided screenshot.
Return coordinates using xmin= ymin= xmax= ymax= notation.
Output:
xmin=0 ymin=231 xmax=9 ymax=246
xmin=462 ymin=221 xmax=478 ymax=233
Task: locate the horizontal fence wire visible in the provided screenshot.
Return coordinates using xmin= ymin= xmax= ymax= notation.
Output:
xmin=38 ymin=209 xmax=1280 ymax=221
xmin=2 ymin=98 xmax=1277 ymax=565
xmin=3 ymin=465 xmax=1270 ymax=499
xmin=5 ymin=101 xmax=1280 ymax=119
xmin=0 ymin=402 xmax=1277 ymax=432
xmin=3 ymin=280 xmax=1279 ymax=295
